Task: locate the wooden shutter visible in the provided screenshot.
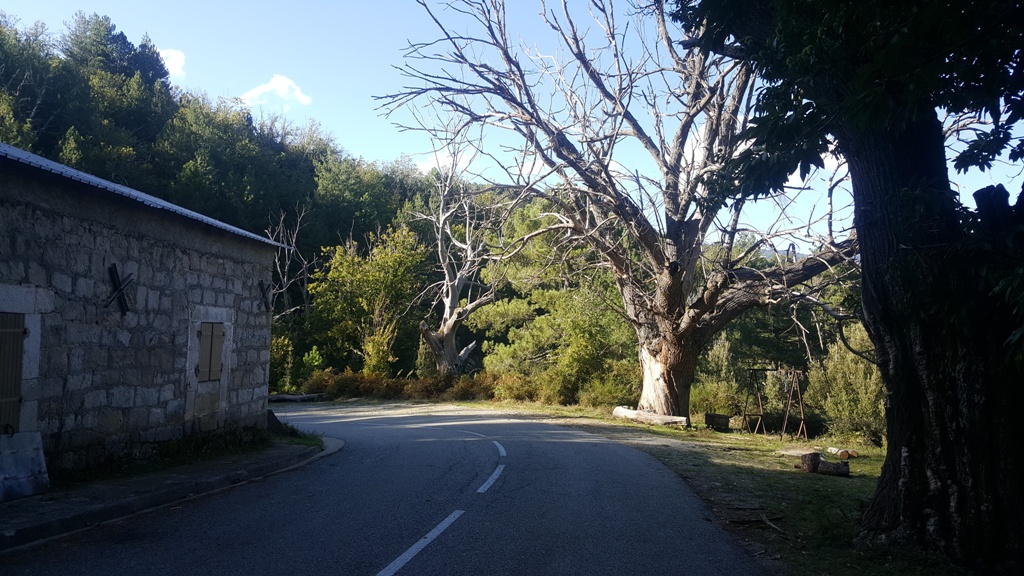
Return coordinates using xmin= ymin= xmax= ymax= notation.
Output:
xmin=198 ymin=323 xmax=212 ymax=381
xmin=209 ymin=323 xmax=224 ymax=380
xmin=0 ymin=313 xmax=25 ymax=433
xmin=197 ymin=322 xmax=225 ymax=382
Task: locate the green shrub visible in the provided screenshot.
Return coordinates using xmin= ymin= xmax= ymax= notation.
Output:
xmin=441 ymin=374 xmax=495 ymax=401
xmin=491 ymin=372 xmax=537 ymax=402
xmin=300 ymin=345 xmax=324 ymax=381
xmin=403 ymin=377 xmax=448 ymax=399
xmin=806 ymin=323 xmax=886 ymax=444
xmin=269 ymin=335 xmax=296 ymax=393
xmin=691 ymin=332 xmax=743 ymax=415
xmin=301 ymin=367 xmax=339 ymax=395
xmin=359 ymin=304 xmax=399 ymax=377
xmin=690 ymin=379 xmax=743 ymax=416
xmin=357 ymin=373 xmax=405 ymax=398
xmin=536 ymin=367 xmax=581 ymax=405
xmin=415 ymin=337 xmax=440 ymax=378
xmin=578 ymin=361 xmax=640 ymax=407
xmin=301 ymin=367 xmax=362 ymax=397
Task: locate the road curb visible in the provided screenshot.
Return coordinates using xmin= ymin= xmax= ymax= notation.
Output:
xmin=0 ymin=437 xmax=344 ymax=554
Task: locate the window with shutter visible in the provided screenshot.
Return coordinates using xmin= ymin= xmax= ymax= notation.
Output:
xmin=197 ymin=322 xmax=225 ymax=382
xmin=0 ymin=312 xmax=25 ymax=433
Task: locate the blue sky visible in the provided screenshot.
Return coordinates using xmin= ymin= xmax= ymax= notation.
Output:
xmin=3 ymin=0 xmax=443 ymax=164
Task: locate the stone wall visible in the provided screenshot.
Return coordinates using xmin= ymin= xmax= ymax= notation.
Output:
xmin=1 ymin=163 xmax=275 ymax=474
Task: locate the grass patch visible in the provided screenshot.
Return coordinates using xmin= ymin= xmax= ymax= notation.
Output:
xmin=50 ymin=427 xmax=273 ymax=488
xmin=51 ymin=423 xmax=323 ymax=489
xmin=270 ymin=424 xmax=324 ymax=449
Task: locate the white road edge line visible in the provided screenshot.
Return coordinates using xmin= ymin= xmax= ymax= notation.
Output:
xmin=456 ymin=429 xmax=486 ymax=438
xmin=492 ymin=440 xmax=506 ymax=457
xmin=375 ymin=510 xmax=464 ymax=576
xmin=477 ymin=464 xmax=505 ymax=493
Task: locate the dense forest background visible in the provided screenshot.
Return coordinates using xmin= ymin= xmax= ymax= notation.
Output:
xmin=0 ymin=10 xmax=883 ymax=440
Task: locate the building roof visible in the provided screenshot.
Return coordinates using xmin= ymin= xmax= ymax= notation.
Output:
xmin=0 ymin=142 xmax=284 ymax=248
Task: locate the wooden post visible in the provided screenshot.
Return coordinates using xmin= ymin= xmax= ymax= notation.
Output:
xmin=742 ymin=369 xmax=768 ymax=436
xmin=794 ymin=371 xmax=808 ymax=441
xmin=780 ymin=370 xmax=808 ymax=441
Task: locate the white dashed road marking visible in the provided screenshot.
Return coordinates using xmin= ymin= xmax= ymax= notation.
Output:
xmin=375 ymin=510 xmax=465 ymax=576
xmin=476 ymin=464 xmax=505 ymax=494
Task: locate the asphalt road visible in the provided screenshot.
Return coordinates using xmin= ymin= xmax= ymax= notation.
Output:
xmin=1 ymin=403 xmax=763 ymax=575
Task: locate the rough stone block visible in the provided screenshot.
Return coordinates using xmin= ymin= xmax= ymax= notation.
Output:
xmin=136 ymin=386 xmax=159 ymax=407
xmin=152 ymin=314 xmax=171 ymax=331
xmin=67 ymin=373 xmax=93 ymax=391
xmin=27 ymin=261 xmax=47 ymax=286
xmin=109 ymin=386 xmax=134 ymax=408
xmin=68 ymin=347 xmax=86 ymax=371
xmin=66 ymin=323 xmax=100 ymax=344
xmin=128 ymin=408 xmax=149 ymax=428
xmin=159 ymin=384 xmax=175 ymax=403
xmin=148 ymin=409 xmax=165 ymax=427
xmin=0 ymin=260 xmax=25 ymax=282
xmin=39 ymin=377 xmax=64 ymax=399
xmin=147 ymin=289 xmax=161 ymax=310
xmin=1 ymin=432 xmax=50 ymax=502
xmin=43 ymin=347 xmax=69 ymax=376
xmin=135 ymin=285 xmax=149 ymax=308
xmin=152 ymin=270 xmax=169 ymax=288
xmin=84 ymin=390 xmax=107 ymax=409
xmin=166 ymin=398 xmax=185 ymax=419
xmin=51 ymin=272 xmax=72 ymax=294
xmin=75 ymin=411 xmax=98 ymax=430
xmin=97 ymin=408 xmax=124 ymax=434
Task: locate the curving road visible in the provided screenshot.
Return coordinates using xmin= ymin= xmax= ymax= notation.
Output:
xmin=1 ymin=403 xmax=763 ymax=575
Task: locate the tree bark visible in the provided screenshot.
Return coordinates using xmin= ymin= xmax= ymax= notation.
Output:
xmin=419 ymin=320 xmax=476 ymax=380
xmin=836 ymin=107 xmax=1022 ymax=567
xmin=636 ymin=328 xmax=701 ymax=418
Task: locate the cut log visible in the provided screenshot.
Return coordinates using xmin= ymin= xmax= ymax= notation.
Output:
xmin=827 ymin=446 xmax=857 ymax=459
xmin=816 ymin=459 xmax=850 ymax=477
xmin=800 ymin=452 xmax=822 ymax=473
xmin=799 ymin=452 xmax=850 ymax=477
xmin=268 ymin=393 xmax=324 ymax=402
xmin=612 ymin=406 xmax=689 ymax=427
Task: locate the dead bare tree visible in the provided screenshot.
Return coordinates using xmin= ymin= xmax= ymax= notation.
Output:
xmin=381 ymin=0 xmax=856 ymax=416
xmin=265 ymin=205 xmax=317 ymax=320
xmin=413 ymin=119 xmax=565 ymax=377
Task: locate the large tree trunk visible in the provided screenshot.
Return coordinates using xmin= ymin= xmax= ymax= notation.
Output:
xmin=636 ymin=332 xmax=699 ymax=418
xmin=838 ymin=107 xmax=1022 ymax=568
xmin=419 ymin=320 xmax=476 ymax=380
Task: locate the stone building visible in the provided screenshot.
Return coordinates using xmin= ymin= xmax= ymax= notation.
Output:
xmin=0 ymin=142 xmax=280 ymax=481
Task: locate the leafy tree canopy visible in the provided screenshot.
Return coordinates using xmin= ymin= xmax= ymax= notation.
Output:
xmin=674 ymin=0 xmax=1024 ymax=191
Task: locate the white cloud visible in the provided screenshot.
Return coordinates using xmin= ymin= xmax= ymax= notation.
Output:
xmin=158 ymin=48 xmax=186 ymax=78
xmin=240 ymin=75 xmax=312 ymax=108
